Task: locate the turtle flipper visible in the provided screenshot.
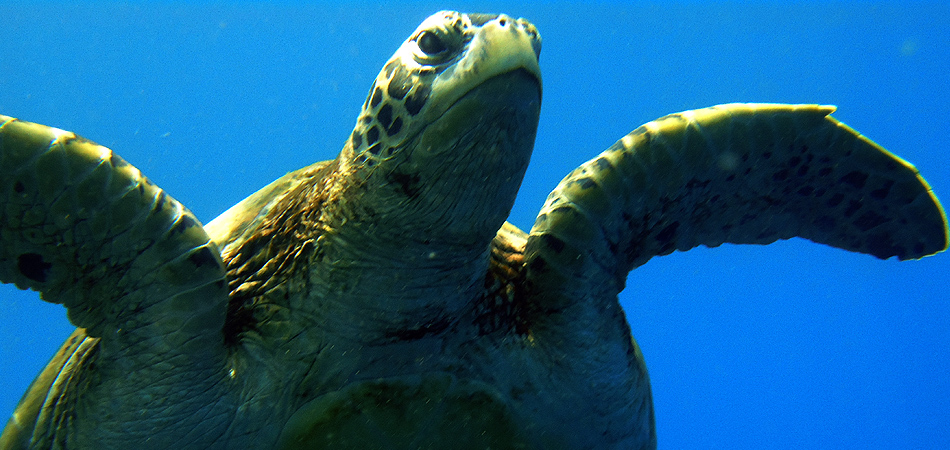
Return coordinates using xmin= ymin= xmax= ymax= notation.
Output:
xmin=0 ymin=115 xmax=234 ymax=447
xmin=526 ymin=104 xmax=948 ymax=296
xmin=0 ymin=329 xmax=97 ymax=450
xmin=0 ymin=115 xmax=228 ymax=349
xmin=516 ymin=104 xmax=946 ymax=448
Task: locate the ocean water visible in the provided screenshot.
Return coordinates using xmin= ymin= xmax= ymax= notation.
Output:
xmin=0 ymin=3 xmax=947 ymax=449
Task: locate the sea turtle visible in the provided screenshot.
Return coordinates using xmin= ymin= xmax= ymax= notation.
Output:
xmin=0 ymin=10 xmax=947 ymax=450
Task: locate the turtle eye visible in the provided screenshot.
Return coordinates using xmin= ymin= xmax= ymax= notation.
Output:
xmin=417 ymin=31 xmax=447 ymax=55
xmin=410 ymin=15 xmax=466 ymax=65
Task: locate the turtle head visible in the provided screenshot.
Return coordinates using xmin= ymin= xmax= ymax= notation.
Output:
xmin=337 ymin=11 xmax=542 ymax=250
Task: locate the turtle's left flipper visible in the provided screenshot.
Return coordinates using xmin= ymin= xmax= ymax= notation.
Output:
xmin=0 ymin=116 xmax=235 ymax=447
xmin=526 ymin=104 xmax=948 ymax=302
xmin=0 ymin=116 xmax=229 ymax=355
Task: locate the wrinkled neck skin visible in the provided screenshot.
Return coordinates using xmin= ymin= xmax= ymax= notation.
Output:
xmin=285 ymin=11 xmax=542 ymax=347
xmin=225 ymin=71 xmax=540 ymax=377
xmin=316 ymin=81 xmax=540 ymax=342
xmin=222 ymin=81 xmax=540 ymax=439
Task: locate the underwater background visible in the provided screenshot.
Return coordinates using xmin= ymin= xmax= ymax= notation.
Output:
xmin=0 ymin=3 xmax=947 ymax=448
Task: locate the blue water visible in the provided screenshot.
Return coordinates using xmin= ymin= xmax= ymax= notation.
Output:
xmin=1 ymin=3 xmax=947 ymax=448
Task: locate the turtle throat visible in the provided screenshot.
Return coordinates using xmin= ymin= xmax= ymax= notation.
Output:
xmin=329 ymin=68 xmax=541 ymax=259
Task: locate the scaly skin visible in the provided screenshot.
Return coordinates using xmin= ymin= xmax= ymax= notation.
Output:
xmin=1 ymin=11 xmax=947 ymax=450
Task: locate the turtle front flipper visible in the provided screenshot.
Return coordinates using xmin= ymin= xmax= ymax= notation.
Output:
xmin=518 ymin=104 xmax=947 ymax=447
xmin=527 ymin=104 xmax=948 ymax=297
xmin=0 ymin=116 xmax=232 ymax=447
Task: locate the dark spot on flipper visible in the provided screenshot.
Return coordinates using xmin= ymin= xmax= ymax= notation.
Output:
xmin=840 ymin=171 xmax=869 ymax=190
xmin=188 ymin=246 xmax=219 ymax=269
xmin=854 ymin=210 xmax=889 ymax=232
xmin=866 ymin=232 xmax=902 ymax=259
xmin=155 ymin=191 xmax=167 ymax=211
xmin=656 ymin=221 xmax=679 ymax=245
xmin=685 ymin=178 xmax=710 ymax=189
xmin=772 ymin=169 xmax=789 ymax=182
xmin=763 ymin=195 xmax=782 ymax=207
xmin=826 ymin=193 xmax=845 ymax=207
xmin=172 ymin=214 xmax=199 ymax=235
xmin=593 ymin=157 xmax=613 ymax=171
xmin=870 ymin=180 xmax=894 ymax=200
xmin=110 ymin=153 xmax=129 ymax=168
xmin=350 ymin=130 xmax=362 ymax=149
xmin=18 ymin=253 xmax=51 ymax=282
xmin=13 ymin=181 xmax=24 ymax=193
xmin=844 ymin=199 xmax=862 ymax=217
xmin=797 ymin=186 xmax=814 ymax=196
xmin=570 ymin=177 xmax=597 ymax=190
xmin=817 ymin=167 xmax=833 ymax=177
xmin=367 ymin=143 xmax=382 ymax=155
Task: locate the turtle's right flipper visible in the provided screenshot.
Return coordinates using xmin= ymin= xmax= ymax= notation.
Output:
xmin=0 ymin=116 xmax=229 ymax=356
xmin=525 ymin=104 xmax=948 ymax=303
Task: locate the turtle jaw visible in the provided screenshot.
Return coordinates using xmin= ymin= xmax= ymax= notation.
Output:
xmin=402 ymin=67 xmax=541 ymax=241
xmin=329 ymin=67 xmax=541 ymax=255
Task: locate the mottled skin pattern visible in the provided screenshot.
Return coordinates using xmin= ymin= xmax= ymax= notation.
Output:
xmin=0 ymin=10 xmax=947 ymax=450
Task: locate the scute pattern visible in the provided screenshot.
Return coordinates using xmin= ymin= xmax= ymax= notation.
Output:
xmin=349 ymin=21 xmax=459 ymax=167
